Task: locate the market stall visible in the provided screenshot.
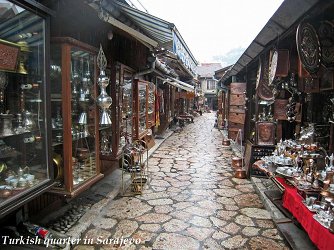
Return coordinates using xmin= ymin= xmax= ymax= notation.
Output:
xmin=252 ymin=135 xmax=334 ymax=249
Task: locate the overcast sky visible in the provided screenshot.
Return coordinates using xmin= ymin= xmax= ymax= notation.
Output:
xmin=128 ymin=0 xmax=284 ymax=66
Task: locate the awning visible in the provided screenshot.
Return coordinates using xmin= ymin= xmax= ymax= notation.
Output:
xmin=88 ymin=1 xmax=158 ymax=49
xmin=108 ymin=0 xmax=198 ymax=74
xmin=220 ymin=0 xmax=319 ymax=83
xmin=164 ymin=78 xmax=194 ymax=92
xmin=112 ymin=0 xmax=173 ymax=46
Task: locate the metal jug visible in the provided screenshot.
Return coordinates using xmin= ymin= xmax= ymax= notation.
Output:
xmin=0 ymin=114 xmax=14 ymax=136
xmin=23 ymin=110 xmax=36 ymax=131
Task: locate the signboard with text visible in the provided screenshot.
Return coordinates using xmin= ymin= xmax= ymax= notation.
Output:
xmin=172 ymin=31 xmax=197 ymax=75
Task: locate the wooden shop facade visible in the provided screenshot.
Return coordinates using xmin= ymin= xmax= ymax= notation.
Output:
xmin=221 ymin=0 xmax=334 ymax=248
xmin=0 ymin=0 xmax=197 ymax=230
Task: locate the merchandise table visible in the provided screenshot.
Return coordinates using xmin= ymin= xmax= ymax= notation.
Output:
xmin=276 ymin=177 xmax=334 ymax=250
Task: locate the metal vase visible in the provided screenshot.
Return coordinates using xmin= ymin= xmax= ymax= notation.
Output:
xmin=0 ymin=114 xmax=14 ymax=137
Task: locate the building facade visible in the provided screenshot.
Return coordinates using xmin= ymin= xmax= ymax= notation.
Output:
xmin=195 ymin=63 xmax=222 ymax=111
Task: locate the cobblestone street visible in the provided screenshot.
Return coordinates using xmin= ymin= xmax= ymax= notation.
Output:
xmin=76 ymin=112 xmax=289 ymax=249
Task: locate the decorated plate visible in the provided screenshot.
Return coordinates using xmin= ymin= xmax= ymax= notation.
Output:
xmin=318 ymin=20 xmax=334 ymax=68
xmin=268 ymin=49 xmax=278 ymax=86
xmin=257 ymin=54 xmax=274 ymax=101
xmin=296 ymin=22 xmax=321 ymax=75
xmin=256 ymin=59 xmax=262 ymax=89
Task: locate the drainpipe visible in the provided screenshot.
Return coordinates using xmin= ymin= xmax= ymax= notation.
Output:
xmin=134 ymin=58 xmax=156 ymax=79
xmin=155 ymin=59 xmax=170 ymax=74
xmin=155 ymin=60 xmax=178 ymax=78
xmin=134 ymin=57 xmax=177 ymax=78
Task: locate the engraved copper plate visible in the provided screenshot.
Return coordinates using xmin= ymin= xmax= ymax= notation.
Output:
xmin=274 ymin=99 xmax=288 ymax=120
xmin=256 ymin=59 xmax=261 ymax=90
xmin=268 ymin=49 xmax=278 ymax=85
xmin=256 ymin=122 xmax=275 ymax=146
xmin=296 ymin=22 xmax=321 ymax=75
xmin=318 ymin=21 xmax=334 ymax=68
xmin=257 ymin=54 xmax=274 ymax=101
xmin=0 ymin=40 xmax=20 ymax=72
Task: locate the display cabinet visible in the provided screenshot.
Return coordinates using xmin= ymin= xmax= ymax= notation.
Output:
xmin=0 ymin=0 xmax=54 ymax=217
xmin=50 ymin=37 xmax=103 ymax=197
xmin=116 ymin=63 xmax=134 ymax=156
xmin=119 ymin=68 xmax=133 ymax=146
xmin=132 ymin=79 xmax=148 ymax=140
xmin=147 ymin=82 xmax=156 ymax=128
xmin=99 ymin=63 xmax=134 ymax=165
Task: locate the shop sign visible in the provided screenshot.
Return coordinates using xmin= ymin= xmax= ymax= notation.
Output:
xmin=172 ymin=31 xmax=196 ymax=75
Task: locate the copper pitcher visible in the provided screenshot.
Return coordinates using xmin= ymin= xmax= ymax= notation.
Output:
xmin=232 ymin=157 xmax=242 ymax=169
xmin=235 ymin=169 xmax=246 ymax=179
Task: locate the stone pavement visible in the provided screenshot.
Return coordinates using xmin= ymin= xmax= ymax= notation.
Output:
xmin=72 ymin=112 xmax=289 ymax=250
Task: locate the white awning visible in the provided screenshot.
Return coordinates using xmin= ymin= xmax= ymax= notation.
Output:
xmin=88 ymin=2 xmax=158 ymax=49
xmin=164 ymin=78 xmax=194 ymax=92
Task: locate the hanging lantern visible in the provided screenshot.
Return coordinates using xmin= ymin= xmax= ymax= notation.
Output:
xmin=96 ymin=44 xmax=112 ymax=125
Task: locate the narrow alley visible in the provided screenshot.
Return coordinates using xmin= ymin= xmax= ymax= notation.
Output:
xmin=76 ymin=113 xmax=289 ymax=250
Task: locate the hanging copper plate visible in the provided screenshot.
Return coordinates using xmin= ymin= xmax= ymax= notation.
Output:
xmin=296 ymin=22 xmax=321 ymax=75
xmin=274 ymin=99 xmax=288 ymax=120
xmin=276 ymin=49 xmax=290 ymax=77
xmin=268 ymin=49 xmax=278 ymax=86
xmin=318 ymin=20 xmax=334 ymax=68
xmin=255 ymin=59 xmax=262 ymax=90
xmin=257 ymin=54 xmax=274 ymax=101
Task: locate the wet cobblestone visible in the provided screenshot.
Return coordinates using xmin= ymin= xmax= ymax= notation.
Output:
xmin=79 ymin=113 xmax=289 ymax=249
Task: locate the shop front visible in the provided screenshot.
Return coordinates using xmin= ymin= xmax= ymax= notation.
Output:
xmin=221 ymin=0 xmax=334 ymax=248
xmin=0 ymin=0 xmax=198 ymax=238
xmin=0 ymin=0 xmax=54 ymax=219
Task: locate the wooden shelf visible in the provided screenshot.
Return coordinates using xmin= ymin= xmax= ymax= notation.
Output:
xmin=48 ymin=173 xmax=104 ymax=198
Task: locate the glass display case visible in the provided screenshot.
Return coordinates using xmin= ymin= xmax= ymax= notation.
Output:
xmin=99 ymin=63 xmax=134 ymax=163
xmin=0 ymin=0 xmax=53 ymax=217
xmin=133 ymin=79 xmax=148 ymax=140
xmin=50 ymin=37 xmax=103 ymax=197
xmin=119 ymin=64 xmax=134 ymax=149
xmin=147 ymin=82 xmax=156 ymax=128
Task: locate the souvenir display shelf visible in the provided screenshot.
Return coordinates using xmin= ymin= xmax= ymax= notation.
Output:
xmin=132 ymin=79 xmax=149 ymax=140
xmin=49 ymin=37 xmax=103 ymax=197
xmin=121 ymin=140 xmax=149 ymax=196
xmin=0 ymin=0 xmax=54 ymax=217
xmin=147 ymin=82 xmax=156 ymax=128
xmin=118 ymin=64 xmax=134 ymax=154
xmin=99 ymin=63 xmax=134 ymax=163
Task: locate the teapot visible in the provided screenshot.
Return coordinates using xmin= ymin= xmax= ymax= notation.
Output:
xmin=17 ymin=166 xmax=29 ymax=177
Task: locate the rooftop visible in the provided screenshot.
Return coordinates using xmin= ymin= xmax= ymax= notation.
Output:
xmin=196 ymin=63 xmax=222 ymax=78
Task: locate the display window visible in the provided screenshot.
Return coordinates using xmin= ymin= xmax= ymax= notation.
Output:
xmin=0 ymin=0 xmax=52 ymax=213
